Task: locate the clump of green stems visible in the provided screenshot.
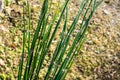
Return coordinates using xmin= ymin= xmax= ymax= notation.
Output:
xmin=18 ymin=0 xmax=102 ymax=80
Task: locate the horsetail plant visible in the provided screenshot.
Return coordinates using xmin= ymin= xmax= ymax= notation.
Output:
xmin=18 ymin=0 xmax=102 ymax=80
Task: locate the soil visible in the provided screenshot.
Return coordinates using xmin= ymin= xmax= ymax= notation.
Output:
xmin=0 ymin=0 xmax=120 ymax=80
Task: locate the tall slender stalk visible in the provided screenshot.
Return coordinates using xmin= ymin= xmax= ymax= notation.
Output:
xmin=18 ymin=5 xmax=26 ymax=80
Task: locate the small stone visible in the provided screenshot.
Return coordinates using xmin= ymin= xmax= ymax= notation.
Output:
xmin=0 ymin=24 xmax=9 ymax=32
xmin=0 ymin=59 xmax=5 ymax=68
xmin=103 ymin=10 xmax=111 ymax=15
